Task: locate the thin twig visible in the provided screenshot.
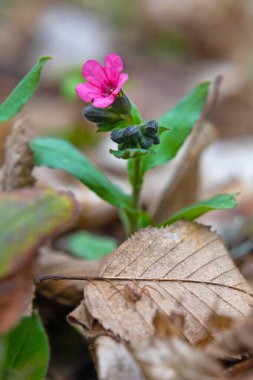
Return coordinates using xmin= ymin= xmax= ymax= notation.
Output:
xmin=202 ymin=75 xmax=223 ymax=121
xmin=36 ymin=274 xmax=253 ymax=298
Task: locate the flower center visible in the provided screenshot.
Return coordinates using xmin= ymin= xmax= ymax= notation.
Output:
xmin=101 ymin=82 xmax=115 ymax=96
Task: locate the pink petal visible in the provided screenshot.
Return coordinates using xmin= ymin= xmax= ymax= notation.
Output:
xmin=104 ymin=53 xmax=124 ymax=86
xmin=112 ymin=73 xmax=129 ymax=95
xmin=93 ymin=95 xmax=115 ymax=108
xmin=82 ymin=60 xmax=108 ymax=88
xmin=75 ymin=82 xmax=102 ymax=102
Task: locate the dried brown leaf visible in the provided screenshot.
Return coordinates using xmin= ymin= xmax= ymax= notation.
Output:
xmin=153 ymin=311 xmax=185 ymax=340
xmin=95 ymin=336 xmax=144 ymax=380
xmin=83 ymin=221 xmax=253 ymax=345
xmin=0 ymin=119 xmax=35 ymax=191
xmin=132 ymin=336 xmax=224 ymax=380
xmin=214 ymin=311 xmax=253 ymax=355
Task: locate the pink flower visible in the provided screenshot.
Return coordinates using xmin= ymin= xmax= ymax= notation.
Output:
xmin=75 ymin=53 xmax=129 ymax=108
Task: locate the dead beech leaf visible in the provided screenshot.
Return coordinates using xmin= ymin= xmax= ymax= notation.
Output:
xmin=93 ymin=312 xmax=225 ymax=380
xmin=83 ymin=221 xmax=253 ymax=345
xmin=214 ymin=311 xmax=253 ymax=355
xmin=132 ymin=336 xmax=224 ymax=380
xmin=153 ymin=311 xmax=185 ymax=340
xmin=95 ymin=336 xmax=144 ymax=380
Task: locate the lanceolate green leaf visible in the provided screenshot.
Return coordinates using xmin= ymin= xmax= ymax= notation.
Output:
xmin=130 ymin=99 xmax=142 ymax=124
xmin=161 ymin=194 xmax=237 ymax=226
xmin=128 ymin=82 xmax=210 ymax=185
xmin=68 ymin=231 xmax=117 ymax=260
xmin=0 ymin=188 xmax=78 ymax=278
xmin=0 ymin=314 xmax=49 ymax=380
xmin=31 ymin=137 xmax=132 ymax=210
xmin=0 ymin=56 xmax=52 ymax=123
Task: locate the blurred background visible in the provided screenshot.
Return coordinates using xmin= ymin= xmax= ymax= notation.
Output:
xmin=1 ymin=1 xmax=253 ymax=379
xmin=1 ymin=0 xmax=253 ymax=226
xmin=1 ymin=0 xmax=253 ymax=183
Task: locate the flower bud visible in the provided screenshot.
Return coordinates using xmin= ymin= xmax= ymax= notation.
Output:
xmin=152 ymin=135 xmax=160 ymax=145
xmin=141 ymin=120 xmax=159 ymax=137
xmin=112 ymin=91 xmax=132 ymax=115
xmin=139 ymin=136 xmax=154 ymax=149
xmin=82 ymin=105 xmax=121 ymax=124
xmin=122 ymin=126 xmax=141 ymax=142
xmin=111 ymin=129 xmax=125 ymax=144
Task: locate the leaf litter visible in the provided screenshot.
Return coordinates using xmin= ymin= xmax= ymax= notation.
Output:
xmin=63 ymin=221 xmax=253 ymax=351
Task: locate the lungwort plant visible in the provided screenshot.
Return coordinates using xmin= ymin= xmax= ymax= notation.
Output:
xmin=0 ymin=53 xmax=239 ymax=380
xmin=31 ymin=53 xmax=237 ymax=236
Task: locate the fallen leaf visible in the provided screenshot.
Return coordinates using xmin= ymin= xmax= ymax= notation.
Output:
xmin=82 ymin=221 xmax=253 ymax=345
xmin=93 ymin=312 xmax=224 ymax=380
xmin=33 ymin=167 xmax=118 ymax=229
xmin=153 ymin=311 xmax=185 ymax=340
xmin=0 ymin=188 xmax=78 ymax=333
xmin=95 ymin=336 xmax=144 ymax=380
xmin=132 ymin=336 xmax=224 ymax=380
xmin=225 ymin=358 xmax=253 ymax=380
xmin=214 ymin=311 xmax=253 ymax=355
xmin=0 ymin=119 xmax=35 ymax=191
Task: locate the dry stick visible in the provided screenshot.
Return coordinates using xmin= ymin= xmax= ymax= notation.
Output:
xmin=36 ymin=275 xmax=253 ymax=298
xmin=202 ymin=75 xmax=223 ymax=121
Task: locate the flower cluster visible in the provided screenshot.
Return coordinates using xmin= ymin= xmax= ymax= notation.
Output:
xmin=111 ymin=121 xmax=160 ymax=150
xmin=76 ymin=53 xmax=128 ymax=108
xmin=76 ymin=53 xmax=160 ymax=157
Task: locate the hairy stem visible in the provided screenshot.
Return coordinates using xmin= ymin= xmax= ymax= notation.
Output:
xmin=132 ymin=156 xmax=141 ymax=210
xmin=128 ymin=156 xmax=142 ymax=235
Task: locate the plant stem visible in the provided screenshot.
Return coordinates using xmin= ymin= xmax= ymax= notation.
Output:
xmin=129 ymin=156 xmax=142 ymax=234
xmin=133 ymin=156 xmax=141 ymax=209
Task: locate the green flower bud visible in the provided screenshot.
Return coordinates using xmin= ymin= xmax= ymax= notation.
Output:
xmin=122 ymin=126 xmax=141 ymax=142
xmin=82 ymin=105 xmax=121 ymax=124
xmin=111 ymin=129 xmax=125 ymax=144
xmin=141 ymin=120 xmax=159 ymax=137
xmin=112 ymin=91 xmax=132 ymax=115
xmin=139 ymin=136 xmax=154 ymax=149
xmin=152 ymin=135 xmax=160 ymax=145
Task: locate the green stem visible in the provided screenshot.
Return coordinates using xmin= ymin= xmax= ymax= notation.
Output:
xmin=133 ymin=156 xmax=141 ymax=209
xmin=128 ymin=156 xmax=142 ymax=234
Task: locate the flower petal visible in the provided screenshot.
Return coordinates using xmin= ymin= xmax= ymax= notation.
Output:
xmin=82 ymin=59 xmax=108 ymax=88
xmin=104 ymin=53 xmax=124 ymax=86
xmin=112 ymin=73 xmax=129 ymax=95
xmin=75 ymin=82 xmax=102 ymax=102
xmin=93 ymin=95 xmax=115 ymax=108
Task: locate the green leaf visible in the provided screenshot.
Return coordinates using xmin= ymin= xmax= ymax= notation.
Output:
xmin=68 ymin=231 xmax=117 ymax=260
xmin=130 ymin=99 xmax=142 ymax=124
xmin=0 ymin=188 xmax=78 ymax=278
xmin=0 ymin=56 xmax=52 ymax=123
xmin=30 ymin=137 xmax=132 ymax=210
xmin=0 ymin=314 xmax=49 ymax=380
xmin=60 ymin=70 xmax=83 ymax=101
xmin=128 ymin=82 xmax=210 ymax=185
xmin=110 ymin=147 xmax=154 ymax=159
xmin=161 ymin=194 xmax=237 ymax=226
xmin=97 ymin=120 xmax=129 ymax=133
